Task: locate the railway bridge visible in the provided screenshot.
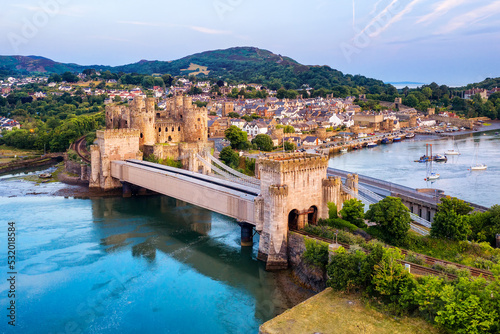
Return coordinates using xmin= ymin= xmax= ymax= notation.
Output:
xmin=89 ymin=129 xmax=358 ymax=270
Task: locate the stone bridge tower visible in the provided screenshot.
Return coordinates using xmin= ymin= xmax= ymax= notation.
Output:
xmin=255 ymin=153 xmax=354 ymax=270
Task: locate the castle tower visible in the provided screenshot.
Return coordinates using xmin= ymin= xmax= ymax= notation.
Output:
xmin=89 ymin=129 xmax=143 ymax=190
xmin=129 ymin=96 xmax=155 ymax=149
xmin=172 ymin=95 xmax=184 ymax=119
xmin=222 ymin=102 xmax=234 ymax=117
xmin=256 ymin=153 xmax=329 ymax=270
xmin=182 ymin=96 xmax=208 ymax=143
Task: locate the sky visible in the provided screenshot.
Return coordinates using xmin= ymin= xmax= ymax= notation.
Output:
xmin=1 ymin=0 xmax=500 ymax=86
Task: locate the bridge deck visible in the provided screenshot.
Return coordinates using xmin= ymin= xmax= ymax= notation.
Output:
xmin=111 ymin=160 xmax=258 ymax=224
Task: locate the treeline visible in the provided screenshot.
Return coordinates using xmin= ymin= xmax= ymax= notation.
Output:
xmin=324 ymin=243 xmax=500 ymax=334
xmin=0 ymin=90 xmax=106 ymax=152
xmin=0 ymin=113 xmax=104 ymax=152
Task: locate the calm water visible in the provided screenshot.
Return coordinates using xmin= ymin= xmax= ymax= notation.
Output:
xmin=329 ymin=130 xmax=500 ymax=207
xmin=0 ymin=192 xmax=309 ymax=334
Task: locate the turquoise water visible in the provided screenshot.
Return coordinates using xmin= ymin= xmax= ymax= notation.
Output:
xmin=329 ymin=130 xmax=500 ymax=207
xmin=0 ymin=195 xmax=306 ymax=334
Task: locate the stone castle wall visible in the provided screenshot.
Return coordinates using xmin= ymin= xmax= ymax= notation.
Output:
xmin=90 ymin=129 xmax=143 ymax=190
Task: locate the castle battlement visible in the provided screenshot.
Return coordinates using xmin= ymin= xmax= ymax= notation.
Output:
xmin=258 ymin=153 xmax=328 ymax=173
xmin=97 ymin=129 xmax=140 ymax=140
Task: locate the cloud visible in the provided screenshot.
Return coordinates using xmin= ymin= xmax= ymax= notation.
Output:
xmin=417 ymin=0 xmax=470 ymax=24
xmin=437 ymin=1 xmax=500 ymax=34
xmin=189 ymin=26 xmax=231 ymax=35
xmin=352 ymin=0 xmax=423 ymax=40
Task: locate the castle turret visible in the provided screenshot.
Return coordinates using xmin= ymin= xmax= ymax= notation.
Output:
xmin=129 ymin=96 xmax=155 ymax=148
xmin=182 ymin=96 xmax=207 ymax=143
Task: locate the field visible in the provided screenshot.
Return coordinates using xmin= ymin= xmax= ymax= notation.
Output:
xmin=0 ymin=145 xmax=41 ymax=165
xmin=260 ymin=288 xmax=439 ymax=334
xmin=180 ymin=63 xmax=210 ymax=76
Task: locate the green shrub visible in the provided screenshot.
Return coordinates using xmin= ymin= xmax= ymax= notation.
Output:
xmin=303 ymin=238 xmax=329 ymax=269
xmin=405 ymin=251 xmax=426 ymax=265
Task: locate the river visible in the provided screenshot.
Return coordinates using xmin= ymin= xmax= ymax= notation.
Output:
xmin=0 ymin=170 xmax=312 ymax=334
xmin=329 ymin=129 xmax=500 ymax=208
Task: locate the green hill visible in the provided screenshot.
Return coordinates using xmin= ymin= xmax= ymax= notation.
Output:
xmin=0 ymin=47 xmax=387 ymax=90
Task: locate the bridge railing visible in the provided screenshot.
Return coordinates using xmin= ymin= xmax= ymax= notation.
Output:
xmin=195 ymin=153 xmax=261 ymax=190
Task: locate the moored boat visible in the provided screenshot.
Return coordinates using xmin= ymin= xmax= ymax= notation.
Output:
xmin=366 ymin=142 xmax=377 ymax=148
xmin=393 ymin=137 xmax=402 ymax=142
xmin=381 ymin=138 xmax=391 ymax=144
xmin=470 ymin=164 xmax=487 ymax=171
xmin=405 ymin=133 xmax=415 ymax=139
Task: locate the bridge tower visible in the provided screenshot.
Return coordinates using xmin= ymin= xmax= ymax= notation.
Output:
xmin=255 ymin=153 xmax=350 ymax=270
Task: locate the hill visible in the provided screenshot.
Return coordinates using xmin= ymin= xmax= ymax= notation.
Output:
xmin=0 ymin=47 xmax=387 ymax=90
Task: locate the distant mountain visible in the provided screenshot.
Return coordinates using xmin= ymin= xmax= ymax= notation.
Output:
xmin=0 ymin=47 xmax=387 ymax=90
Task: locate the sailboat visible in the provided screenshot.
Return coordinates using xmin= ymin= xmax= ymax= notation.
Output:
xmin=470 ymin=143 xmax=487 ymax=171
xmin=425 ymin=160 xmax=440 ymax=180
xmin=445 ymin=137 xmax=460 ymax=155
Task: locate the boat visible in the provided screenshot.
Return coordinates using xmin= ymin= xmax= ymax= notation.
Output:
xmin=434 ymin=154 xmax=448 ymax=162
xmin=381 ymin=138 xmax=391 ymax=144
xmin=444 ymin=136 xmax=461 ymax=155
xmin=470 ymin=164 xmax=487 ymax=171
xmin=405 ymin=133 xmax=415 ymax=139
xmin=39 ymin=173 xmax=52 ymax=179
xmin=366 ymin=142 xmax=377 ymax=148
xmin=393 ymin=137 xmax=402 ymax=142
xmin=425 ymin=172 xmax=440 ymax=181
xmin=340 ymin=148 xmax=348 ymax=153
xmin=470 ymin=143 xmax=487 ymax=171
xmin=425 ymin=159 xmax=440 ymax=181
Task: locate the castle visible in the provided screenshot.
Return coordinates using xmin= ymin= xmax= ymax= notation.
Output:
xmin=90 ymin=95 xmax=212 ymax=189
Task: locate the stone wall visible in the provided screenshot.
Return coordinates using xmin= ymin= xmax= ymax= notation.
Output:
xmin=288 ymin=232 xmax=327 ymax=292
xmin=430 ymin=115 xmax=475 ymax=129
xmin=90 ymin=129 xmax=143 ymax=190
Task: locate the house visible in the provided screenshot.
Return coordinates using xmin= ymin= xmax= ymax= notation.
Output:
xmin=464 ymin=88 xmax=488 ymax=100
xmin=230 ymin=118 xmax=246 ymax=129
xmin=302 ymin=136 xmax=321 ymax=146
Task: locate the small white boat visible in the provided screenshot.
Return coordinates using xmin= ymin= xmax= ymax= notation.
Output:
xmin=445 ymin=150 xmax=460 ymax=155
xmin=425 ymin=173 xmax=440 ymax=181
xmin=340 ymin=148 xmax=348 ymax=153
xmin=470 ymin=164 xmax=487 ymax=171
xmin=366 ymin=142 xmax=377 ymax=148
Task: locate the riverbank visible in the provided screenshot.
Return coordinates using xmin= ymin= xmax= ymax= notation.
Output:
xmin=259 ymin=288 xmax=438 ymax=334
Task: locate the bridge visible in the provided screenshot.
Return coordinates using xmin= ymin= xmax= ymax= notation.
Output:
xmin=90 ymin=128 xmax=440 ymax=269
xmin=90 ymin=129 xmax=360 ymax=270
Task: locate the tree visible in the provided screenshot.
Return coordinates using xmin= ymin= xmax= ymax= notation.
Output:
xmin=62 ymin=72 xmax=79 ymax=83
xmin=340 ymin=199 xmax=366 ymax=228
xmin=252 ymin=134 xmax=273 ymax=151
xmin=219 ymin=146 xmax=240 ymax=168
xmin=469 ymin=205 xmax=500 ymax=246
xmin=228 ymin=112 xmax=240 ymax=118
xmin=431 ymin=197 xmax=473 ymax=241
xmin=284 ymin=141 xmax=296 ymax=151
xmin=224 ymin=125 xmax=247 ymax=149
xmin=284 ymin=125 xmax=295 ymax=133
xmin=365 ymin=196 xmax=411 ymax=246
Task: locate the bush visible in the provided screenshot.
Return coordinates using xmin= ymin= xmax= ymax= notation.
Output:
xmin=327 ymin=247 xmax=367 ymax=292
xmin=303 ymin=238 xmax=329 ymax=269
xmin=340 ymin=199 xmax=366 ymax=228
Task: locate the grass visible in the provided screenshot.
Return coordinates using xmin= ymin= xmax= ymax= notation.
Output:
xmin=0 ymin=145 xmax=43 ymax=165
xmin=260 ymin=288 xmax=439 ymax=334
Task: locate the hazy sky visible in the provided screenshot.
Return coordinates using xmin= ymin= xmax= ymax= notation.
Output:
xmin=2 ymin=0 xmax=500 ymax=86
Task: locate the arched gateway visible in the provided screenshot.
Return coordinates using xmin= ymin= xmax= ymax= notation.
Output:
xmin=254 ymin=153 xmax=354 ymax=270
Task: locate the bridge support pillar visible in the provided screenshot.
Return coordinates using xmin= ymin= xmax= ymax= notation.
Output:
xmin=122 ymin=182 xmax=132 ymax=198
xmin=496 ymin=234 xmax=500 ymax=249
xmin=239 ymin=222 xmax=254 ymax=247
